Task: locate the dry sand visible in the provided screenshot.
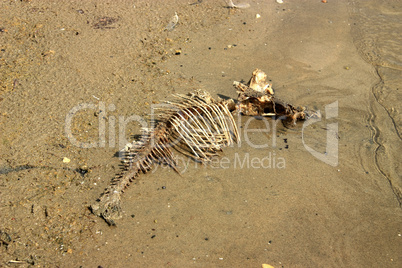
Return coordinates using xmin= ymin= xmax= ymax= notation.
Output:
xmin=0 ymin=0 xmax=401 ymax=267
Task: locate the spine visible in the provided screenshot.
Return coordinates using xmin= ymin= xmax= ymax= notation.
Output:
xmin=91 ymin=123 xmax=175 ymax=225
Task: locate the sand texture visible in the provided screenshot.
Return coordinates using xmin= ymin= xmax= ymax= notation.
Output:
xmin=0 ymin=0 xmax=401 ymax=267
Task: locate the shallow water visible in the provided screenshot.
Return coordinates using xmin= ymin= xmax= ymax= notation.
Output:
xmin=0 ymin=0 xmax=401 ymax=267
xmin=349 ymin=0 xmax=402 ymax=203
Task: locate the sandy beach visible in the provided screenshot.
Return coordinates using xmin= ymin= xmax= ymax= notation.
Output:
xmin=1 ymin=0 xmax=401 ymax=267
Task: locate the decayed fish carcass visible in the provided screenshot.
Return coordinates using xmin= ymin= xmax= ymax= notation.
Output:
xmin=91 ymin=69 xmax=314 ymax=225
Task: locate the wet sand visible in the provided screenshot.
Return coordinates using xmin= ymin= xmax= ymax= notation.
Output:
xmin=0 ymin=0 xmax=401 ymax=267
